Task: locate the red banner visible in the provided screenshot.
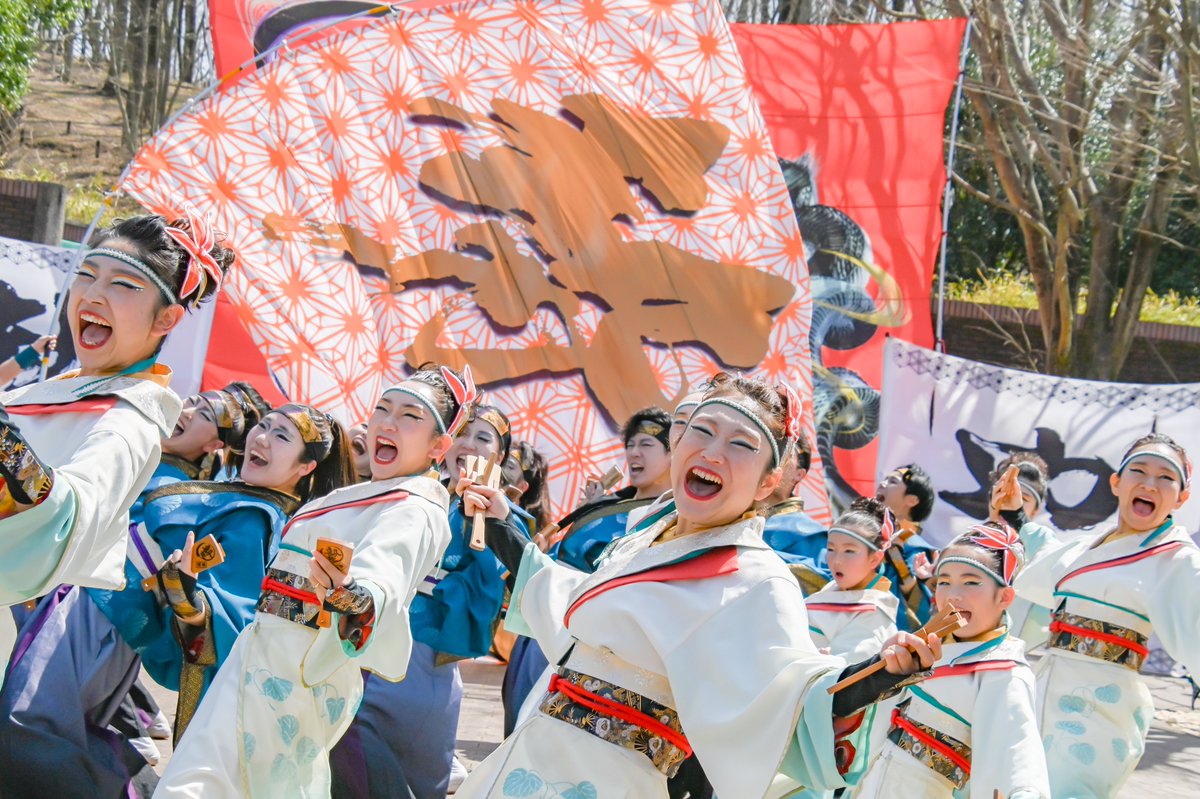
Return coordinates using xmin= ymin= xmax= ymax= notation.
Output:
xmin=732 ymin=20 xmax=966 ymax=504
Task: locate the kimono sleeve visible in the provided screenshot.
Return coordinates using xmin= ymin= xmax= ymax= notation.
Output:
xmin=302 ymin=499 xmax=450 ymax=685
xmin=1144 ymin=543 xmax=1200 ymax=678
xmin=1013 ymin=523 xmax=1082 ymax=608
xmin=427 ymin=525 xmax=515 ymax=659
xmin=663 ymin=575 xmax=845 ymax=799
xmin=965 ymin=667 xmax=1050 ymax=799
xmin=140 ymin=506 xmax=281 ymax=690
xmin=508 ymin=545 xmax=589 ymax=665
xmin=0 ymin=404 xmax=161 ymax=604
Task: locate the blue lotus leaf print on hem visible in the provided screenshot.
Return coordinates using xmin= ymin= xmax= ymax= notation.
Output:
xmin=562 ymin=783 xmax=598 ymax=799
xmin=326 ymin=695 xmax=347 ymax=724
xmin=503 ymin=769 xmax=544 ymax=797
xmin=296 ymin=736 xmax=321 ymax=765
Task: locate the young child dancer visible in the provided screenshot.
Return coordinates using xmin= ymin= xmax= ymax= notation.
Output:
xmin=455 ymin=372 xmax=943 ymax=799
xmin=875 ymin=465 xmax=938 ymax=631
xmin=0 ymin=401 xmax=350 ymax=799
xmin=807 ymin=498 xmax=899 ymax=661
xmin=0 ymin=210 xmax=230 ymax=606
xmin=1003 ymin=433 xmax=1200 ymax=798
xmin=330 ymin=402 xmax=526 ymax=799
xmin=154 ymin=368 xmax=462 ymax=798
xmin=849 ymin=521 xmax=1050 ymax=799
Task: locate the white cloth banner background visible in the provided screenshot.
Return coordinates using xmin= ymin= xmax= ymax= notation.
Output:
xmin=877 ymin=338 xmax=1200 ymax=547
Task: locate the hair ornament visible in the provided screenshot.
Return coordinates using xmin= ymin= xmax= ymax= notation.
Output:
xmin=166 ymin=204 xmax=224 ymax=305
xmin=441 ymin=364 xmax=478 ymax=438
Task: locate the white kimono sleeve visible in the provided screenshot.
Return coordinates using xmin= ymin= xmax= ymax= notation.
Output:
xmin=0 ymin=403 xmax=160 ymax=604
xmin=664 ymin=575 xmax=845 ymax=799
xmin=966 ymin=666 xmax=1050 ymax=798
xmin=301 ymin=500 xmax=451 ymax=685
xmin=1144 ymin=543 xmax=1200 ymax=678
xmin=1013 ymin=523 xmax=1083 ymax=608
xmin=507 ymin=544 xmax=589 ymax=665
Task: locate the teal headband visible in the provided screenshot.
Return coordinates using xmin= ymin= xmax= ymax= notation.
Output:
xmin=690 ymin=397 xmax=781 ymax=466
xmin=84 ymin=248 xmax=177 ymax=305
xmin=935 ymin=555 xmax=1009 ymax=587
xmin=383 ymin=382 xmax=446 ymax=434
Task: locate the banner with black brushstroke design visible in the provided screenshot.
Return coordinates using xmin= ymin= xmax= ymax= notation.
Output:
xmin=877 ymin=337 xmax=1200 ymax=544
xmin=0 ymin=236 xmax=78 ymax=386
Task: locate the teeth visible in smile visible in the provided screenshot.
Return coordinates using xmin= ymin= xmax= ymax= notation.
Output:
xmin=691 ymin=467 xmax=722 ymax=486
xmin=80 ymin=312 xmax=111 ymax=327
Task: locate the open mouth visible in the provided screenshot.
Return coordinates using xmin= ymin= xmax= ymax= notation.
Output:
xmin=171 ymin=420 xmax=186 ymax=437
xmin=628 ymin=464 xmax=644 ymax=477
xmin=351 ymin=437 xmax=367 ymax=457
xmin=683 ymin=466 xmax=723 ymax=500
xmin=246 ymin=450 xmax=269 ymax=467
xmin=78 ymin=311 xmax=113 ymax=350
xmin=374 ymin=436 xmax=398 ymax=465
xmin=1131 ymin=496 xmax=1157 ymax=518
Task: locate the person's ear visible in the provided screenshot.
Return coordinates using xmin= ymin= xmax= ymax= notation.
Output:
xmin=998 ymin=585 xmax=1016 ymax=611
xmin=202 ymin=440 xmax=224 ymax=455
xmin=428 ymin=433 xmax=453 ymax=464
xmin=755 ymin=468 xmax=782 ymax=502
xmin=1174 ymin=487 xmax=1191 ymax=510
xmin=1109 ymin=471 xmax=1121 ymax=497
xmin=152 ymin=303 xmax=186 ymax=337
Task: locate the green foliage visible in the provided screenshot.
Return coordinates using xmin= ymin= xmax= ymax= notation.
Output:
xmin=0 ymin=0 xmax=38 ymax=114
xmin=0 ymin=0 xmax=83 ymax=114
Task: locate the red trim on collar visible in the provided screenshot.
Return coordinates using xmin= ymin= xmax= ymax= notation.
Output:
xmin=928 ymin=659 xmax=1019 ymax=680
xmin=6 ymin=398 xmax=118 ymax=415
xmin=282 ymin=488 xmax=409 ymax=538
xmin=805 ymin=602 xmax=877 ymax=613
xmin=565 ymin=546 xmax=739 ymax=628
xmin=1055 ymin=541 xmax=1183 ymax=591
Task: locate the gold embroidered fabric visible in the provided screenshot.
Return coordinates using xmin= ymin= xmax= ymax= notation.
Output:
xmin=539 ymin=668 xmax=690 ymax=777
xmin=888 ymin=703 xmax=970 ymax=790
xmin=1049 ymin=608 xmax=1148 ymax=671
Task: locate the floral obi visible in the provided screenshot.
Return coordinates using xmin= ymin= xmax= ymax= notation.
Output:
xmin=1048 ymin=607 xmax=1148 ymax=671
xmin=256 ymin=566 xmax=324 ymax=629
xmin=888 ymin=701 xmax=971 ymax=790
xmin=539 ymin=667 xmax=691 ymax=777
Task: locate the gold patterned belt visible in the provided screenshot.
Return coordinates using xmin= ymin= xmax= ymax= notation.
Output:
xmin=887 ymin=703 xmax=971 ymax=790
xmin=539 ymin=667 xmax=691 ymax=777
xmin=1049 ymin=608 xmax=1148 ymax=671
xmin=255 ymin=568 xmax=323 ymax=629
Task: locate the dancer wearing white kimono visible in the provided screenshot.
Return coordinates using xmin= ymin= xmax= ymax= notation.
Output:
xmin=850 ymin=522 xmax=1050 ymax=799
xmin=0 ymin=209 xmax=231 ymax=607
xmin=456 ymin=372 xmax=945 ymax=799
xmin=155 ymin=367 xmax=473 ymax=798
xmin=1001 ymin=434 xmax=1200 ymax=798
xmin=807 ymin=498 xmax=900 ymax=661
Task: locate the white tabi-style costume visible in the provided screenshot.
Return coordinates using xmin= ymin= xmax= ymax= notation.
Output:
xmin=456 ymin=503 xmax=855 ymax=799
xmin=154 ymin=474 xmax=452 ymax=799
xmin=0 ymin=365 xmax=180 ymax=607
xmin=849 ymin=633 xmax=1050 ymax=799
xmin=1013 ymin=519 xmax=1200 ymax=798
xmin=806 ymin=576 xmax=899 ymax=662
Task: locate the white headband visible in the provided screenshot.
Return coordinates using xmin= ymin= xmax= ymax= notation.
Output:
xmin=1118 ymin=450 xmax=1189 ymax=487
xmin=383 ymin=382 xmax=446 ymax=434
xmin=828 ymin=526 xmax=882 ymax=552
xmin=690 ymin=397 xmax=781 ymax=466
xmin=84 ymin=248 xmax=177 ymax=305
xmin=935 ymin=555 xmax=1009 ymax=586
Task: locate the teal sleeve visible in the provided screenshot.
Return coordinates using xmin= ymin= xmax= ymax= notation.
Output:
xmin=503 ymin=543 xmax=555 ymax=638
xmin=777 ymin=670 xmax=852 ymax=792
xmin=0 ymin=480 xmax=77 ymax=606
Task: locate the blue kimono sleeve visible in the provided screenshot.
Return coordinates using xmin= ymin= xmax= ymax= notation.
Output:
xmin=139 ymin=505 xmax=280 ymax=691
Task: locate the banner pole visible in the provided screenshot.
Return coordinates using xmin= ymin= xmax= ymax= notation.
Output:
xmin=934 ymin=17 xmax=972 ymax=352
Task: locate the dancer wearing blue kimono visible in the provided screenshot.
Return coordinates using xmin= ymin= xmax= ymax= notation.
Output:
xmin=876 ymin=464 xmax=937 ymax=631
xmin=0 ymin=400 xmax=351 ymax=799
xmin=331 ymin=403 xmax=528 ymax=799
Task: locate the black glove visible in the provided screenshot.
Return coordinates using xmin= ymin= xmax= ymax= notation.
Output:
xmin=1000 ymin=506 xmax=1029 ymax=531
xmin=831 ymin=655 xmax=930 ymax=718
xmin=485 ymin=516 xmax=531 ymax=588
